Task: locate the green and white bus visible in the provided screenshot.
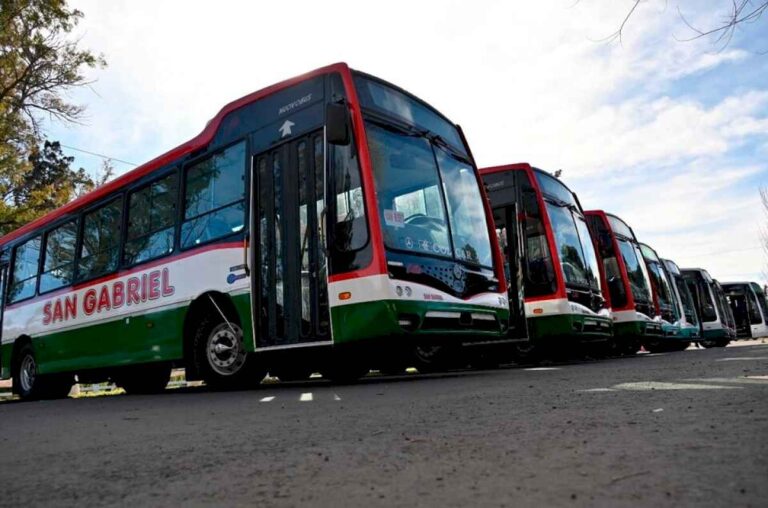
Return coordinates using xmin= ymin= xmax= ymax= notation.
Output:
xmin=0 ymin=63 xmax=512 ymax=400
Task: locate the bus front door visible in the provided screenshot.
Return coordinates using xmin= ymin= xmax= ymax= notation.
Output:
xmin=252 ymin=131 xmax=330 ymax=348
xmin=492 ymin=203 xmax=528 ymax=341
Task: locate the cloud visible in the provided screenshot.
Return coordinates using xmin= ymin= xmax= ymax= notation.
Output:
xmin=48 ymin=0 xmax=767 ymax=282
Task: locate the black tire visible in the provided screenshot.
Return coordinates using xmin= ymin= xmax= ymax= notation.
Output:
xmin=192 ymin=313 xmax=265 ymax=390
xmin=12 ymin=343 xmax=73 ymax=401
xmin=412 ymin=344 xmax=459 ymax=373
xmin=114 ymin=364 xmax=172 ymax=395
xmin=511 ymin=341 xmax=541 ymax=365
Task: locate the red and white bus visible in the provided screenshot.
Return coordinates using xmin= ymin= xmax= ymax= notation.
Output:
xmin=481 ymin=164 xmax=611 ymax=357
xmin=584 ymin=211 xmax=663 ymax=354
xmin=0 ymin=63 xmax=512 ymax=400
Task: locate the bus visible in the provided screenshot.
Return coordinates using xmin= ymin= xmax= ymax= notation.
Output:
xmin=661 ymin=258 xmax=701 ymax=344
xmin=681 ymin=269 xmax=735 ymax=347
xmin=584 ymin=211 xmax=663 ymax=355
xmin=636 ymin=243 xmax=693 ymax=352
xmin=0 ymin=63 xmax=512 ymax=400
xmin=721 ymin=282 xmax=768 ymax=339
xmin=480 ymin=164 xmax=611 ymax=358
xmin=639 ymin=243 xmax=689 ymax=350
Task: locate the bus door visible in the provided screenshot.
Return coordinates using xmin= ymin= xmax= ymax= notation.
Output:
xmin=252 ymin=130 xmax=330 ymax=348
xmin=484 ymin=172 xmax=527 ymax=340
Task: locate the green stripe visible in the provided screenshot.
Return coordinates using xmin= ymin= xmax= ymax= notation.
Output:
xmin=330 ymin=299 xmax=509 ymax=344
xmin=527 ymin=314 xmax=612 ymax=342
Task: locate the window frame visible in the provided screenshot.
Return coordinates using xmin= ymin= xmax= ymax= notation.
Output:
xmin=39 ymin=216 xmax=80 ymax=296
xmin=9 ymin=234 xmax=43 ymax=305
xmin=123 ymin=167 xmax=181 ymax=268
xmin=180 ymin=138 xmax=249 ymax=251
xmin=75 ymin=194 xmax=125 ymax=284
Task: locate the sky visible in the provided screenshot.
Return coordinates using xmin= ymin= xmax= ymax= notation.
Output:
xmin=47 ymin=0 xmax=768 ymax=284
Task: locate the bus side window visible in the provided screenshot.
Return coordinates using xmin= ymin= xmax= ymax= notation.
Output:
xmin=40 ymin=218 xmax=78 ymax=293
xmin=125 ymin=172 xmax=178 ymax=265
xmin=182 ymin=141 xmax=246 ymax=249
xmin=9 ymin=236 xmax=41 ymax=303
xmin=78 ymin=197 xmax=123 ymax=281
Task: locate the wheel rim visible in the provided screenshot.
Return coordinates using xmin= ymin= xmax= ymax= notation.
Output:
xmin=206 ymin=323 xmax=246 ymax=376
xmin=20 ymin=354 xmax=36 ymax=393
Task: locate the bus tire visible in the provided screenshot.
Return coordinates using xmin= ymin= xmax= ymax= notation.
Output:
xmin=115 ymin=364 xmax=171 ymax=395
xmin=13 ymin=343 xmax=73 ymax=400
xmin=412 ymin=344 xmax=457 ymax=373
xmin=194 ymin=315 xmax=265 ymax=389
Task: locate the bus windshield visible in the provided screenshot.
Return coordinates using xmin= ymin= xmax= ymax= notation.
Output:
xmin=616 ymin=239 xmax=652 ymax=303
xmin=544 ymin=203 xmax=600 ymax=290
xmin=366 ymin=122 xmax=493 ymax=268
xmin=534 ymin=171 xmax=600 ymax=290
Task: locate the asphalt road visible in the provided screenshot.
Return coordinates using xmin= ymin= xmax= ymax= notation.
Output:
xmin=1 ymin=342 xmax=766 ymax=508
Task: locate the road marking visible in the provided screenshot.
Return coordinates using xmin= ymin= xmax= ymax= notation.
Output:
xmin=580 ymin=388 xmax=617 ymax=392
xmin=300 ymin=392 xmax=313 ymax=402
xmin=652 ymin=408 xmax=664 ymax=413
xmin=716 ymin=357 xmax=768 ymax=361
xmin=524 ymin=367 xmax=561 ymax=371
xmin=260 ymin=396 xmax=275 ymax=402
xmin=645 ymin=353 xmax=667 ymax=357
xmin=612 ymin=381 xmax=740 ymax=391
xmin=333 ymin=393 xmax=341 ymax=401
xmin=684 ymin=377 xmax=768 ymax=385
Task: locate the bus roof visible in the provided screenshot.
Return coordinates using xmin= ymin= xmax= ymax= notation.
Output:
xmin=0 ymin=62 xmax=351 ymax=249
xmin=639 ymin=242 xmax=661 ymax=262
xmin=681 ymin=268 xmax=713 ymax=283
xmin=661 ymin=258 xmax=681 ymax=276
xmin=480 ymin=163 xmax=581 ymax=203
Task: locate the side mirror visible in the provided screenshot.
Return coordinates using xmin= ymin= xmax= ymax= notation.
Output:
xmin=326 ymin=102 xmax=351 ymax=146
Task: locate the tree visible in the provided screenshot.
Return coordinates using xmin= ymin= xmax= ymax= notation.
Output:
xmin=0 ymin=140 xmax=92 ymax=234
xmin=604 ymin=0 xmax=768 ymax=49
xmin=0 ymin=0 xmax=106 ymax=236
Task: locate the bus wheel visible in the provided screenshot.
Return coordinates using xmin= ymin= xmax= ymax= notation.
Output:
xmin=511 ymin=341 xmax=541 ymax=365
xmin=115 ymin=364 xmax=171 ymax=395
xmin=194 ymin=317 xmax=265 ymax=389
xmin=412 ymin=344 xmax=457 ymax=373
xmin=13 ymin=344 xmax=73 ymax=400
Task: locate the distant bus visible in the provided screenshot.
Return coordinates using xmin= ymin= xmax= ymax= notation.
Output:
xmin=721 ymin=282 xmax=768 ymax=339
xmin=636 ymin=243 xmax=694 ymax=352
xmin=0 ymin=63 xmax=512 ymax=400
xmin=481 ymin=164 xmax=611 ymax=357
xmin=584 ymin=211 xmax=663 ymax=354
xmin=661 ymin=258 xmax=701 ymax=343
xmin=681 ymin=269 xmax=735 ymax=347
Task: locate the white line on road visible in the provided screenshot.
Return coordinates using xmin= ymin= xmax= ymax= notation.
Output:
xmin=612 ymin=381 xmax=740 ymax=391
xmin=260 ymin=396 xmax=275 ymax=402
xmin=580 ymin=388 xmax=617 ymax=392
xmin=715 ymin=357 xmax=768 ymax=361
xmin=300 ymin=392 xmax=313 ymax=402
xmin=683 ymin=377 xmax=768 ymax=385
xmin=524 ymin=367 xmax=562 ymax=371
xmin=333 ymin=393 xmax=341 ymax=401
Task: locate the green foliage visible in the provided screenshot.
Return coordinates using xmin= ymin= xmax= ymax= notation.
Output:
xmin=0 ymin=0 xmax=107 ymax=237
